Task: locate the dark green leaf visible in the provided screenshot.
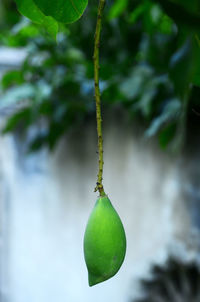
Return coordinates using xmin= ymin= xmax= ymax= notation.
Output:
xmin=29 ymin=134 xmax=47 ymax=151
xmin=128 ymin=3 xmax=147 ymax=24
xmin=108 ymin=0 xmax=128 ymax=20
xmin=1 ymin=70 xmax=23 ymax=89
xmin=2 ymin=108 xmax=31 ymax=133
xmin=145 ymin=99 xmax=181 ymax=137
xmin=33 ymin=0 xmax=88 ymax=23
xmin=191 ymin=36 xmax=200 ymax=87
xmin=14 ymin=0 xmax=58 ymax=38
xmin=169 ymin=39 xmax=193 ymax=98
xmin=159 ymin=123 xmax=177 ymax=149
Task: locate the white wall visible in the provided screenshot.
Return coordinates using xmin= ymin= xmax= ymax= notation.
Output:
xmin=0 ymin=113 xmax=195 ymax=302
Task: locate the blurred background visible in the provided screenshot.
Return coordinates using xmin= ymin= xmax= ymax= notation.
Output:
xmin=0 ymin=0 xmax=200 ymax=301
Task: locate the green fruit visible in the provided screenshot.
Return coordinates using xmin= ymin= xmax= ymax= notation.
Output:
xmin=83 ymin=196 xmax=126 ymax=286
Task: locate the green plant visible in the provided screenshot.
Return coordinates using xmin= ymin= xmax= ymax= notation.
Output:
xmin=1 ymin=0 xmax=200 ymax=285
xmin=11 ymin=0 xmax=127 ymax=285
xmin=1 ymin=1 xmax=200 ymax=153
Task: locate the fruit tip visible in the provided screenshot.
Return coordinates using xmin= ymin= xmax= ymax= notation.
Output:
xmin=88 ymin=273 xmax=104 ymax=287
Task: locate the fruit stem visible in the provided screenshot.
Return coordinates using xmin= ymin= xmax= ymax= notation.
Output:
xmin=93 ymin=0 xmax=106 ymax=197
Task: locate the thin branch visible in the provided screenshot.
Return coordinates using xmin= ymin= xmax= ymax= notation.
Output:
xmin=93 ymin=0 xmax=106 ymax=196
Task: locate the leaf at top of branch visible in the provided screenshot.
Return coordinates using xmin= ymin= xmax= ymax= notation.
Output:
xmin=33 ymin=0 xmax=88 ymax=23
xmin=15 ymin=0 xmax=58 ymax=39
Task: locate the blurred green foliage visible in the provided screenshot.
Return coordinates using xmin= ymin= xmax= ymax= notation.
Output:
xmin=0 ymin=0 xmax=200 ymax=151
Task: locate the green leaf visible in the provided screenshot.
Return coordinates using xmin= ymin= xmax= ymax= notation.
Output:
xmin=159 ymin=123 xmax=177 ymax=149
xmin=33 ymin=0 xmax=88 ymax=23
xmin=41 ymin=17 xmax=58 ymax=39
xmin=191 ymin=36 xmax=200 ymax=87
xmin=1 ymin=70 xmax=23 ymax=89
xmin=2 ymin=107 xmax=32 ymax=133
xmin=29 ymin=134 xmax=47 ymax=151
xmin=145 ymin=99 xmax=181 ymax=137
xmin=169 ymin=39 xmax=193 ymax=98
xmin=170 ymin=36 xmax=200 ymax=96
xmin=128 ymin=3 xmax=147 ymax=24
xmin=14 ymin=0 xmax=58 ymax=38
xmin=108 ymin=0 xmax=128 ymax=20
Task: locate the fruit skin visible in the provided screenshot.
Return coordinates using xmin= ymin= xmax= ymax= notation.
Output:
xmin=83 ymin=196 xmax=126 ymax=286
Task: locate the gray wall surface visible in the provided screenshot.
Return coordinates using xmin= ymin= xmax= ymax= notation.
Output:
xmin=0 ymin=113 xmax=198 ymax=302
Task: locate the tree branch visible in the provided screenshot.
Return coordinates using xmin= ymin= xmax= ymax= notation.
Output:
xmin=93 ymin=0 xmax=106 ymax=196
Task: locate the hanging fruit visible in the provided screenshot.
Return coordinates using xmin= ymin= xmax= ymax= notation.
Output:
xmin=84 ymin=196 xmax=126 ymax=286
